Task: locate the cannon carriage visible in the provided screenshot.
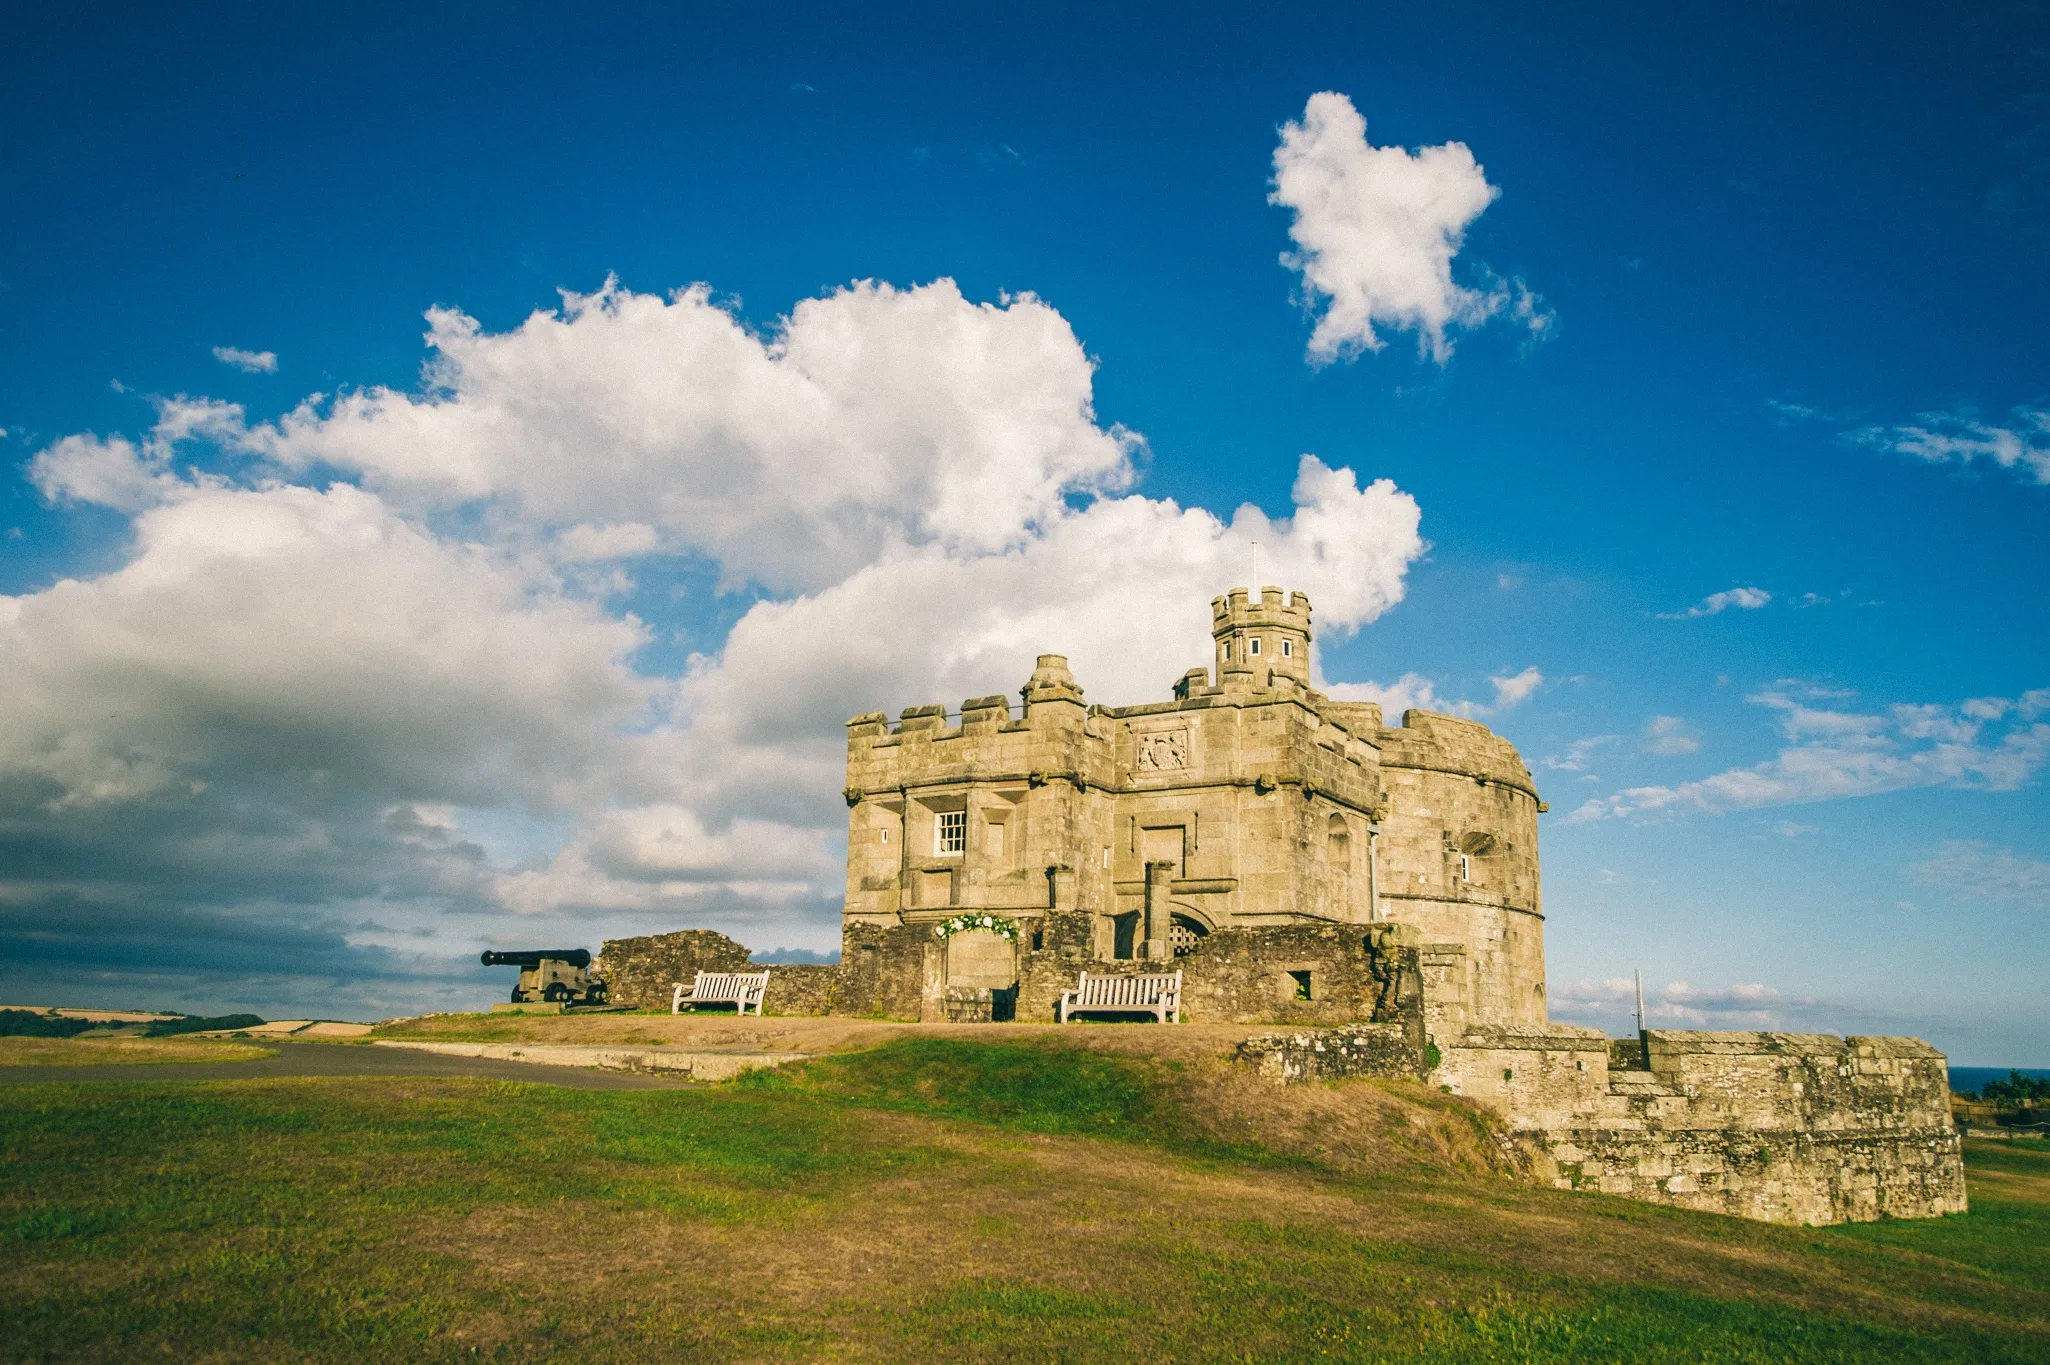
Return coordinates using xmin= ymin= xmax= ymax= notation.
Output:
xmin=480 ymin=949 xmax=608 ymax=1006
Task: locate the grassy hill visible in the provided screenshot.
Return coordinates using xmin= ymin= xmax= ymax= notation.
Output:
xmin=2 ymin=1035 xmax=2046 ymax=1362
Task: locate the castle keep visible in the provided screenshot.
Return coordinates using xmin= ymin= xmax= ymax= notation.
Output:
xmin=602 ymin=586 xmax=1966 ymax=1226
xmin=840 ymin=586 xmax=1545 ymax=1033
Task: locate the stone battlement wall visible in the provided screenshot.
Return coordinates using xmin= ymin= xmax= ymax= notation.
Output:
xmin=1434 ymin=1026 xmax=1965 ymax=1224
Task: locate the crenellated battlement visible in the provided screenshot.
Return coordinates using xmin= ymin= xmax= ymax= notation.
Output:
xmin=1211 ymin=586 xmax=1312 ymax=689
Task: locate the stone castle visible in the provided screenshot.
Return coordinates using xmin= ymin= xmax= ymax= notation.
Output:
xmin=602 ymin=586 xmax=1966 ymax=1226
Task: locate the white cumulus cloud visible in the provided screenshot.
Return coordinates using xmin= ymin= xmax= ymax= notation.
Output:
xmin=242 ymin=277 xmax=1140 ymax=592
xmin=1847 ymin=408 xmax=2050 ymax=486
xmin=1657 ymin=587 xmax=1771 ymax=620
xmin=1270 ymin=91 xmax=1545 ymax=366
xmin=1571 ymin=686 xmax=2050 ymax=822
xmin=212 ymin=345 xmax=278 ymax=373
xmin=1321 ymin=663 xmax=1539 ymax=721
xmin=9 ymin=275 xmax=1432 ymax=1010
xmin=1489 ymin=666 xmax=1544 ymax=709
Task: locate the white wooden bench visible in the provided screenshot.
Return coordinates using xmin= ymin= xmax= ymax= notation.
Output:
xmin=1058 ymin=970 xmax=1182 ymax=1024
xmin=672 ymin=970 xmax=770 ymax=1016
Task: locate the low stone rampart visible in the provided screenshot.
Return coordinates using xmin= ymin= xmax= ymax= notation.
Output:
xmin=1434 ymin=1026 xmax=1966 ymax=1224
xmin=1234 ymin=1024 xmax=1422 ymax=1083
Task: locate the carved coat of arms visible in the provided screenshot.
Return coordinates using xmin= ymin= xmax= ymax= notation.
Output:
xmin=1135 ymin=728 xmax=1190 ymax=772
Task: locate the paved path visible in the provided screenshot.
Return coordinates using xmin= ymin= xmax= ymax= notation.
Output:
xmin=0 ymin=1041 xmax=694 ymax=1090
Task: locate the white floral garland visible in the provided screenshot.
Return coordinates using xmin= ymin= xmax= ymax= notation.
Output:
xmin=931 ymin=912 xmax=1021 ymax=943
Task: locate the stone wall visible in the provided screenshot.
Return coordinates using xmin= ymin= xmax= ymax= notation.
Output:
xmin=1434 ymin=1026 xmax=1967 ymax=1225
xmin=832 ymin=919 xmax=929 ymax=1020
xmin=1234 ymin=1024 xmax=1423 ymax=1084
xmin=1541 ymin=1124 xmax=1964 ymax=1225
xmin=1007 ymin=911 xmax=1424 ymax=1032
xmin=598 ymin=932 xmax=842 ymax=1017
xmin=763 ymin=964 xmax=839 ymax=1017
xmin=597 ymin=930 xmax=753 ymax=1010
xmin=1370 ymin=710 xmax=1547 ymax=1030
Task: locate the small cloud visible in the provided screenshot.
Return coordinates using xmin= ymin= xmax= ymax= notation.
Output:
xmin=1657 ymin=587 xmax=1771 ymax=620
xmin=212 ymin=345 xmax=278 ymax=374
xmin=6 ymin=526 xmax=22 ymax=540
xmin=788 ymin=82 xmax=816 ymax=94
xmin=1642 ymin=715 xmax=1701 ymax=756
xmin=1906 ymin=841 xmax=2050 ymax=910
xmin=1489 ymin=666 xmax=1543 ymax=710
xmin=1331 ymin=667 xmax=1539 ymax=719
xmin=1270 ymin=91 xmax=1537 ymax=366
xmin=1846 ymin=407 xmax=2050 ymax=487
xmin=1325 ymin=672 xmax=1473 ymax=718
xmin=109 ymin=379 xmax=127 ymax=393
xmin=1597 ymin=868 xmax=1621 ymax=885
xmin=1495 ymin=571 xmax=1523 ymax=590
xmin=1570 ymin=684 xmax=2050 ymax=824
xmin=1544 ymin=734 xmax=1618 ymax=773
xmin=1772 ymin=821 xmax=1818 ymax=839
xmin=1767 ymin=399 xmax=1828 ymax=425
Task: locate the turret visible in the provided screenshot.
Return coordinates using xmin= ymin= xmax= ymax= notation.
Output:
xmin=1210 ymin=586 xmax=1312 ymax=690
xmin=1020 ymin=653 xmax=1086 ymax=718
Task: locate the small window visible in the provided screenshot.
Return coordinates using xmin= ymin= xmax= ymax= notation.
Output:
xmin=1249 ymin=637 xmax=1261 ymax=656
xmin=1281 ymin=638 xmax=1292 ymax=657
xmin=936 ymin=810 xmax=966 ymax=854
xmin=880 ymin=828 xmax=889 ymax=844
xmin=1101 ymin=847 xmax=1111 ymax=868
xmin=1288 ymin=969 xmax=1313 ymax=1001
xmin=1459 ymin=854 xmax=1472 ymax=883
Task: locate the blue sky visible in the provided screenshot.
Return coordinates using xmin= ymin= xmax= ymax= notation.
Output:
xmin=2 ymin=3 xmax=2045 ymax=1060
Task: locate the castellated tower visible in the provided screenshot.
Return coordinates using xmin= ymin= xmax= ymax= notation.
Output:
xmin=610 ymin=580 xmax=1967 ymax=1228
xmin=836 ymin=580 xmax=1549 ymax=1030
xmin=1212 ymin=586 xmax=1312 ymax=690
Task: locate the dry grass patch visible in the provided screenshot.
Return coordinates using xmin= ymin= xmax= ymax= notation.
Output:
xmin=372 ymin=1010 xmax=1289 ymax=1055
xmin=0 ymin=1036 xmax=276 ymax=1066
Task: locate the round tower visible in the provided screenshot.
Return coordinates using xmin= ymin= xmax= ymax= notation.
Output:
xmin=1210 ymin=586 xmax=1312 ymax=689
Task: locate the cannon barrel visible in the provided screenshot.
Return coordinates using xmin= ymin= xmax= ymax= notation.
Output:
xmin=480 ymin=949 xmax=592 ymax=970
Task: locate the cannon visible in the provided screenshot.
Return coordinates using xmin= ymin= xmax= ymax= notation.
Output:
xmin=481 ymin=948 xmax=608 ymax=1006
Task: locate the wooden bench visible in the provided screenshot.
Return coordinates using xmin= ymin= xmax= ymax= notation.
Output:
xmin=1058 ymin=970 xmax=1182 ymax=1024
xmin=672 ymin=970 xmax=770 ymax=1016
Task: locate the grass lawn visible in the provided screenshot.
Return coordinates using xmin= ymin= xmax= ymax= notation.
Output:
xmin=1 ymin=1037 xmax=2045 ymax=1362
xmin=0 ymin=1036 xmax=277 ymax=1066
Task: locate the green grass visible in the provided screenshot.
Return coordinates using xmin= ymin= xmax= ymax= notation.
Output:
xmin=0 ymin=1044 xmax=2046 ymax=1362
xmin=757 ymin=1036 xmax=1164 ymax=1134
xmin=1826 ymin=1139 xmax=2050 ymax=1294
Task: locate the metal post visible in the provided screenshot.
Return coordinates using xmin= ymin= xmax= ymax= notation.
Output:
xmin=1634 ymin=968 xmax=1648 ymax=1055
